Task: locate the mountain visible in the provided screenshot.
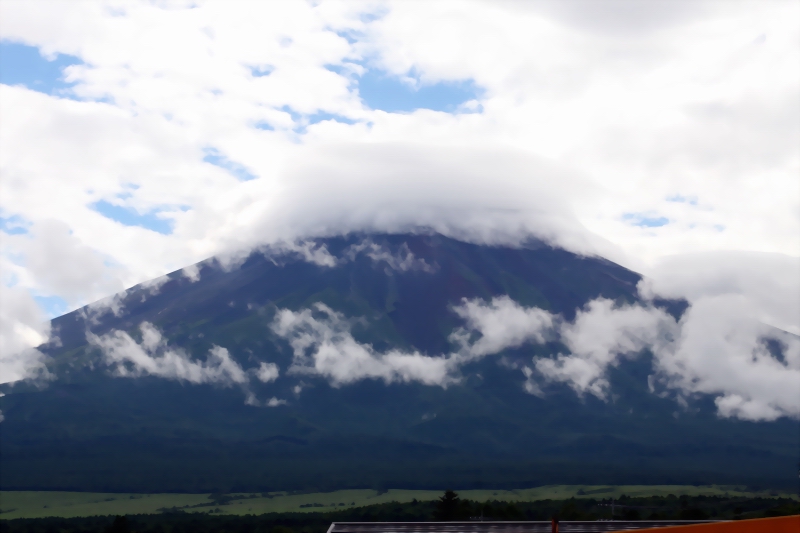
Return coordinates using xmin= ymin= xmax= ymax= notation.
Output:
xmin=1 ymin=233 xmax=796 ymax=492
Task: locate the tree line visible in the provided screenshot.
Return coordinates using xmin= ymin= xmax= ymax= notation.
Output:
xmin=1 ymin=493 xmax=797 ymax=533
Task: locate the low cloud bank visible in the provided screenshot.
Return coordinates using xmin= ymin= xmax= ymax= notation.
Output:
xmin=272 ymin=291 xmax=800 ymax=421
xmin=484 ymin=295 xmax=799 ymax=421
xmin=271 ymin=297 xmax=555 ymax=388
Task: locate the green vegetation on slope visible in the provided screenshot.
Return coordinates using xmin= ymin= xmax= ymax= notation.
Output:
xmin=1 ymin=493 xmax=799 ymax=533
xmin=2 ymin=485 xmax=797 ymax=520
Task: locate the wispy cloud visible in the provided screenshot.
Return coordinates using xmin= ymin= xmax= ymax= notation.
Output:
xmin=272 ymin=303 xmax=453 ymax=387
xmin=88 ymin=322 xmax=248 ymax=385
xmin=87 ymin=322 xmax=285 ymax=406
xmin=344 ymin=239 xmax=437 ymax=273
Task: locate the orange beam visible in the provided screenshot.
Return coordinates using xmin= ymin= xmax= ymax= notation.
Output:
xmin=623 ymin=514 xmax=800 ymax=533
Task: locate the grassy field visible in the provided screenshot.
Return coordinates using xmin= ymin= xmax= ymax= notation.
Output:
xmin=1 ymin=485 xmax=795 ymax=520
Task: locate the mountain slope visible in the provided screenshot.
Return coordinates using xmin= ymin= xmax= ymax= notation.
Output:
xmin=1 ymin=233 xmax=796 ymax=492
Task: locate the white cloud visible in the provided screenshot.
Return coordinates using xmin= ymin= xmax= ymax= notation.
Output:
xmin=266 ymin=397 xmax=287 ymax=407
xmin=271 ymin=297 xmax=554 ymax=388
xmin=534 ymin=299 xmax=675 ymax=399
xmin=272 ymin=303 xmax=453 ymax=387
xmin=86 ymin=320 xmax=286 ymax=404
xmin=640 ymin=251 xmax=800 ymax=336
xmin=263 ymin=240 xmax=340 ymax=268
xmin=181 ymin=264 xmax=201 ymax=282
xmin=0 ymin=284 xmax=52 ymax=384
xmin=651 ymin=294 xmax=800 ymax=422
xmin=88 ymin=321 xmax=249 ymax=385
xmin=6 ymin=219 xmax=128 ymax=308
xmin=450 ymin=295 xmax=555 ymax=359
xmin=79 ymin=291 xmax=129 ymax=326
xmin=271 ymin=293 xmax=800 ymax=421
xmin=361 ymin=0 xmax=799 ymax=263
xmin=254 ymin=361 xmax=280 ymax=383
xmin=501 ymin=293 xmax=799 ymax=421
xmin=636 ymin=251 xmax=800 ymax=420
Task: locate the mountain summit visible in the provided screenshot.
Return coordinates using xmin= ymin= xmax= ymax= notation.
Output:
xmin=1 ymin=233 xmax=795 ymax=492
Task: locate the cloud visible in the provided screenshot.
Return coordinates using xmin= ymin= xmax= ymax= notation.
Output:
xmin=517 ymin=0 xmax=719 ymax=35
xmin=7 ymin=219 xmax=128 ymax=308
xmin=640 ymin=251 xmax=800 ymax=336
xmin=274 ymin=237 xmax=439 ymax=272
xmin=446 ymin=264 xmax=800 ymax=421
xmin=637 ymin=251 xmax=800 ymax=420
xmin=272 ymin=303 xmax=453 ymax=387
xmin=650 ymin=294 xmax=800 ymax=421
xmin=266 ymin=397 xmax=287 ymax=407
xmin=344 ymin=239 xmax=437 ymax=273
xmin=88 ymin=322 xmax=248 ymax=385
xmin=181 ymin=264 xmax=201 ymax=282
xmin=271 ymin=297 xmax=555 ymax=388
xmin=86 ymin=320 xmax=282 ymax=405
xmin=271 ymin=292 xmax=799 ymax=421
xmin=0 ymin=284 xmax=52 ymax=384
xmin=254 ymin=361 xmax=280 ymax=383
xmin=506 ymin=293 xmax=798 ymax=421
xmin=262 ymin=240 xmax=340 ymax=268
xmin=182 ymin=236 xmax=440 ymax=286
xmin=2 ymin=0 xmax=797 ymax=326
xmin=534 ymin=298 xmax=676 ymax=399
xmin=79 ymin=291 xmax=129 ymax=326
xmin=194 ymin=142 xmax=611 ymax=273
xmin=450 ymin=295 xmax=555 ymax=358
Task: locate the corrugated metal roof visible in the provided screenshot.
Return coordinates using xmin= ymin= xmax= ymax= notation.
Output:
xmin=327 ymin=520 xmax=720 ymax=532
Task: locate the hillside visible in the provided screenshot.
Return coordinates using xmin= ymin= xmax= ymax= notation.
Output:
xmin=0 ymin=233 xmax=796 ymax=492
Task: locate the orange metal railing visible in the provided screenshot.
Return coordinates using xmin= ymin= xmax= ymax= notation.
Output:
xmin=624 ymin=514 xmax=799 ymax=533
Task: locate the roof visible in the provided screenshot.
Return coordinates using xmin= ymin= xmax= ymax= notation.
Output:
xmin=327 ymin=521 xmax=720 ymax=532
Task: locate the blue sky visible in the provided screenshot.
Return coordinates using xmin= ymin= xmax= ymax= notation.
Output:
xmin=33 ymin=294 xmax=68 ymax=318
xmin=622 ymin=213 xmax=670 ymax=228
xmin=89 ymin=200 xmax=175 ymax=235
xmin=0 ymin=41 xmax=81 ymax=95
xmin=356 ymin=69 xmax=482 ymax=114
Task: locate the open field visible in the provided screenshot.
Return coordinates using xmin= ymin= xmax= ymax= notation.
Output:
xmin=1 ymin=485 xmax=796 ymax=520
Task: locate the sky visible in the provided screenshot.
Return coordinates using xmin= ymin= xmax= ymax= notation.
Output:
xmin=0 ymin=0 xmax=798 ymax=419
